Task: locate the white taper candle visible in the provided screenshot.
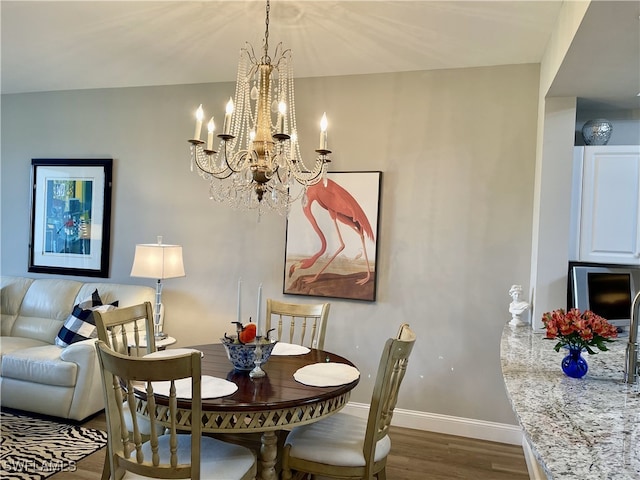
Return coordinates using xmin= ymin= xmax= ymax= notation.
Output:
xmin=223 ymin=98 xmax=234 ymax=135
xmin=319 ymin=112 xmax=328 ymax=149
xmin=256 ymin=283 xmax=263 ymax=335
xmin=207 ymin=117 xmax=215 ymax=150
xmin=277 ymin=101 xmax=286 ymax=133
xmin=194 ymin=104 xmax=203 ymax=140
xmin=237 ymin=279 xmax=242 ymax=323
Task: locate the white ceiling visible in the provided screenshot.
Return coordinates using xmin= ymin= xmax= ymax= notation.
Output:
xmin=548 ymin=0 xmax=640 ymax=111
xmin=1 ymin=1 xmax=638 ymax=110
xmin=1 ymin=1 xmax=563 ymax=92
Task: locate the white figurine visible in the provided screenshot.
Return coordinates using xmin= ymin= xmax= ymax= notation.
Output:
xmin=508 ymin=284 xmax=530 ymax=326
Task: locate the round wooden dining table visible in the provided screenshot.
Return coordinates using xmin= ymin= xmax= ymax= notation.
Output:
xmin=133 ymin=343 xmax=360 ymax=480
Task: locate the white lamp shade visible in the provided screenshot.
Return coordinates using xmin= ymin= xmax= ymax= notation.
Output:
xmin=130 ymin=244 xmax=185 ymax=280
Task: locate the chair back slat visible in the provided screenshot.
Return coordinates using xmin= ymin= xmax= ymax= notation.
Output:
xmin=363 ymin=323 xmax=416 ymax=478
xmin=124 ymin=379 xmax=142 ymax=463
xmin=266 ymin=299 xmax=330 ymax=349
xmin=96 ymin=340 xmax=202 ymax=479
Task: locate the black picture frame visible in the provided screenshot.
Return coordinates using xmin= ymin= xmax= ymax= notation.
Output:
xmin=28 ymin=158 xmax=113 ymax=277
xmin=284 ymin=171 xmax=382 ymax=302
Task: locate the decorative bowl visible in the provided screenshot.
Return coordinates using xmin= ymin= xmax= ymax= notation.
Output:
xmin=221 ymin=337 xmax=278 ymax=371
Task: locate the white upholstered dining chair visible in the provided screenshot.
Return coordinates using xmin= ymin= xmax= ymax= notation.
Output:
xmin=96 ymin=340 xmax=257 ymax=480
xmin=265 ymin=299 xmax=330 ymax=350
xmin=281 ymin=323 xmax=416 ymax=480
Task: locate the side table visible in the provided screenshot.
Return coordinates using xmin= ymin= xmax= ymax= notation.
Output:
xmin=128 ymin=335 xmax=177 ymax=351
xmin=154 ymin=336 xmax=177 ymax=350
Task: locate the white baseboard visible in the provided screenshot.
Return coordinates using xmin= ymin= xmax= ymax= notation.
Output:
xmin=342 ymin=402 xmax=524 ymax=446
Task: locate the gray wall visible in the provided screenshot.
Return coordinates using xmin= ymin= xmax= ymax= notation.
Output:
xmin=1 ymin=64 xmax=538 ymax=425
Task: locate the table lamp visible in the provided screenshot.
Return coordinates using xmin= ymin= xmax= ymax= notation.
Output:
xmin=130 ymin=236 xmax=185 ymax=340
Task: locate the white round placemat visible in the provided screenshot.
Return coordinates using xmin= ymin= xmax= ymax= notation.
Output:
xmin=271 ymin=342 xmax=310 ymax=356
xmin=136 ymin=375 xmax=238 ymax=399
xmin=293 ymin=362 xmax=360 ymax=387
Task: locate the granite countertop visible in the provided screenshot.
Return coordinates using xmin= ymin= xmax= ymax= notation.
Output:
xmin=500 ymin=324 xmax=640 ymax=480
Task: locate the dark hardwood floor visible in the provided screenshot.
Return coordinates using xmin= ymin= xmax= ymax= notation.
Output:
xmin=383 ymin=426 xmax=529 ymax=480
xmin=50 ymin=412 xmax=529 ymax=480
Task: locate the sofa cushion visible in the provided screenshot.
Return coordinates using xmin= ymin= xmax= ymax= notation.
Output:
xmin=1 ymin=277 xmax=34 ymax=336
xmin=1 ymin=336 xmax=49 ymax=355
xmin=2 ymin=344 xmax=77 ymax=387
xmin=10 ymin=278 xmax=83 ymax=343
xmin=75 ymin=283 xmax=150 ymax=310
xmin=55 ymin=302 xmax=117 ymax=348
xmin=0 ymin=336 xmax=50 ymax=370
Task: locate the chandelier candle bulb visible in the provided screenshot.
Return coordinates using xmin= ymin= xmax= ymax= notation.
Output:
xmin=223 ymin=98 xmax=234 ymax=135
xmin=207 ymin=117 xmax=215 ymax=151
xmin=194 ymin=104 xmax=204 ymax=141
xmin=277 ymin=101 xmax=286 ymax=133
xmin=319 ymin=113 xmax=328 ymax=150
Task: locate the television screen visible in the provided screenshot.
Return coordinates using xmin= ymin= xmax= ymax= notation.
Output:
xmin=587 ymin=273 xmax=632 ymax=320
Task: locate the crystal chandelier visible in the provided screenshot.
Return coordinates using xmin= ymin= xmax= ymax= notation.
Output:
xmin=188 ymin=0 xmax=331 ymax=216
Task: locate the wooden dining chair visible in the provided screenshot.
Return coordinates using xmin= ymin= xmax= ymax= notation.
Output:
xmin=93 ymin=302 xmax=157 ymax=480
xmin=93 ymin=301 xmax=156 ymax=357
xmin=281 ymin=323 xmax=416 ymax=480
xmin=265 ymin=299 xmax=330 ymax=350
xmin=96 ymin=340 xmax=257 ymax=480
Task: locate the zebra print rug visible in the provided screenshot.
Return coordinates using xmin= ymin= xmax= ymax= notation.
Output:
xmin=0 ymin=410 xmax=107 ymax=480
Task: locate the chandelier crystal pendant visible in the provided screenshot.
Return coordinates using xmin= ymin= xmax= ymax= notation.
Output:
xmin=188 ymin=0 xmax=331 ymax=215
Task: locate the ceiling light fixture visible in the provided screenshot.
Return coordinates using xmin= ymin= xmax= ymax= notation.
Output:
xmin=188 ymin=0 xmax=331 ymax=216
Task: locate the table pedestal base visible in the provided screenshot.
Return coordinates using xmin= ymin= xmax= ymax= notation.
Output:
xmin=259 ymin=431 xmax=278 ymax=480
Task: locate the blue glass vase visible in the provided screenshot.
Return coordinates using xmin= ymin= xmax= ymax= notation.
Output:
xmin=561 ymin=346 xmax=588 ymax=378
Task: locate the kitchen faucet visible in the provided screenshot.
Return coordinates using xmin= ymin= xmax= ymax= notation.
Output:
xmin=624 ymin=291 xmax=640 ymax=384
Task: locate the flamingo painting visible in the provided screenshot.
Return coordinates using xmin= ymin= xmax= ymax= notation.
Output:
xmin=285 ymin=172 xmax=380 ymax=301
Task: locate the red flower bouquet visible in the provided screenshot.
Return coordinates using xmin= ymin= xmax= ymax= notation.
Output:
xmin=542 ymin=308 xmax=618 ymax=354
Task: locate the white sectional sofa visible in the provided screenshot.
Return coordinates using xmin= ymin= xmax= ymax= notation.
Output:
xmin=0 ymin=276 xmax=154 ymax=421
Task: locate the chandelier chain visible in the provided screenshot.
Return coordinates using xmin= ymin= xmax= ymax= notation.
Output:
xmin=262 ymin=0 xmax=271 ymax=63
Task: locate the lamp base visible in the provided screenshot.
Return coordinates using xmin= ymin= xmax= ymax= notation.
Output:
xmin=154 ymin=331 xmax=168 ymax=341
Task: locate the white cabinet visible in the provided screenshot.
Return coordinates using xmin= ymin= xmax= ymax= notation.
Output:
xmin=573 ymin=145 xmax=640 ymax=265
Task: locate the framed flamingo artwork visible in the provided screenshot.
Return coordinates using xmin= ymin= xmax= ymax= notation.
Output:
xmin=284 ymin=171 xmax=382 ymax=302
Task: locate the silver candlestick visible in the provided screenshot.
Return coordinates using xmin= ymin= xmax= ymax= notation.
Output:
xmin=250 ymin=338 xmax=266 ymax=378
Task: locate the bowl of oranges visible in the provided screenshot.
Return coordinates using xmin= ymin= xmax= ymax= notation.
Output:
xmin=220 ymin=322 xmax=277 ymax=371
